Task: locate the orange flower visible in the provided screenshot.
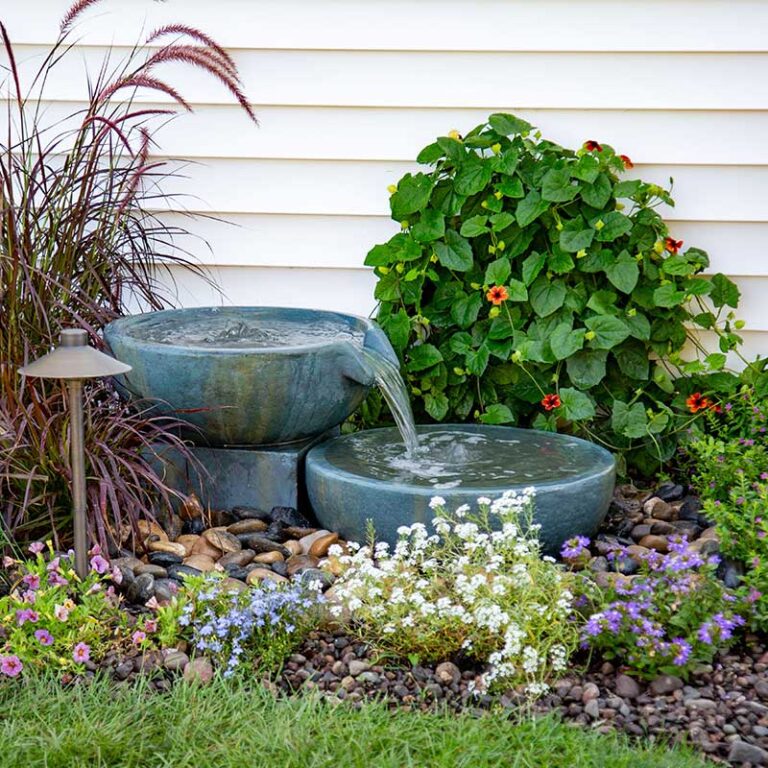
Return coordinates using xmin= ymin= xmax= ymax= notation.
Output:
xmin=619 ymin=154 xmax=634 ymax=169
xmin=584 ymin=140 xmax=603 ymax=152
xmin=709 ymin=403 xmax=723 ymax=414
xmin=664 ymin=237 xmax=684 ymax=254
xmin=486 ymin=285 xmax=509 ymax=305
xmin=541 ymin=393 xmax=561 ymax=411
xmin=686 ymin=392 xmax=711 ymax=413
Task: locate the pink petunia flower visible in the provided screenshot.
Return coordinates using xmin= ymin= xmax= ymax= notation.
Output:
xmin=144 ymin=619 xmax=157 ymax=633
xmin=110 ymin=566 xmax=123 ymax=585
xmin=54 ymin=604 xmax=70 ymax=622
xmin=28 ymin=542 xmax=44 ymax=556
xmin=72 ymin=643 xmax=90 ymax=663
xmin=16 ymin=609 xmax=39 ymax=626
xmin=48 ymin=571 xmax=69 ymax=587
xmin=2 ymin=556 xmax=16 ymax=568
xmin=132 ymin=631 xmax=146 ymax=645
xmin=89 ymin=555 xmax=109 ymax=575
xmin=34 ymin=629 xmax=54 ymax=646
xmin=22 ymin=573 xmax=40 ymax=591
xmin=0 ymin=655 xmax=23 ymax=677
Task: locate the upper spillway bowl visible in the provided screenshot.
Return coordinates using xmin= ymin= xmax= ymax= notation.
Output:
xmin=306 ymin=424 xmax=616 ymax=555
xmin=103 ymin=307 xmax=398 ymax=447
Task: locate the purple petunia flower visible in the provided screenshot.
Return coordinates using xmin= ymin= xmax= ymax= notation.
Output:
xmin=48 ymin=571 xmax=68 ymax=587
xmin=0 ymin=655 xmax=23 ymax=677
xmin=72 ymin=643 xmax=90 ymax=663
xmin=16 ymin=608 xmax=39 ymax=626
xmin=28 ymin=542 xmax=44 ymax=556
xmin=89 ymin=555 xmax=109 ymax=575
xmin=34 ymin=629 xmax=54 ymax=646
xmin=22 ymin=573 xmax=40 ymax=591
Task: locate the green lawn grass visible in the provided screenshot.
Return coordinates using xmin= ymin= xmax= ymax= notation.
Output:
xmin=0 ymin=675 xmax=705 ymax=768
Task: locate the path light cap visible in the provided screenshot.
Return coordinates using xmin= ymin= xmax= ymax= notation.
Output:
xmin=19 ymin=329 xmax=132 ymax=380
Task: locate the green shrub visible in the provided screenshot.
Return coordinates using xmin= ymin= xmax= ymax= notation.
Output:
xmin=326 ymin=491 xmax=579 ymax=696
xmin=364 ymin=114 xmax=742 ymax=473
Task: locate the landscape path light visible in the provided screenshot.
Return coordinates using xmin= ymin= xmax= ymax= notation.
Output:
xmin=19 ymin=329 xmax=131 ymax=578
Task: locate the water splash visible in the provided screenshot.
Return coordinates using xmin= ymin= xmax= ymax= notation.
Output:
xmin=362 ymin=349 xmax=419 ymax=455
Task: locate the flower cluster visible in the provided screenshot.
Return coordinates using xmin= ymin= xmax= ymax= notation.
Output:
xmin=157 ymin=573 xmax=324 ymax=677
xmin=0 ymin=542 xmax=123 ymax=677
xmin=326 ymin=491 xmax=579 ymax=696
xmin=570 ymin=536 xmax=745 ymax=678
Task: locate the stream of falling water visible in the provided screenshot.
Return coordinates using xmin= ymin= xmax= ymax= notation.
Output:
xmin=361 ymin=348 xmax=420 ymax=455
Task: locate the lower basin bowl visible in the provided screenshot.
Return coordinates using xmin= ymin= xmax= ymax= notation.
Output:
xmin=306 ymin=424 xmax=616 ymax=555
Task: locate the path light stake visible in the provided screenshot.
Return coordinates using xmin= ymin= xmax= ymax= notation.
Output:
xmin=19 ymin=329 xmax=131 ymax=578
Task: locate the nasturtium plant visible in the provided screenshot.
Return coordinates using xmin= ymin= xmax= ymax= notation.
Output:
xmin=364 ymin=114 xmax=742 ymax=473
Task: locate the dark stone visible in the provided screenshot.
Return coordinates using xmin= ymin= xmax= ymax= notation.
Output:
xmin=672 ymin=520 xmax=701 ymax=538
xmin=615 ymin=674 xmax=641 ymax=699
xmin=614 ymin=555 xmax=639 ymax=576
xmin=649 ymin=674 xmax=683 ymax=695
xmin=126 ymin=573 xmax=155 ymax=604
xmin=227 ymin=520 xmax=268 ymax=536
xmin=718 ymin=558 xmax=745 ymax=589
xmin=728 ymin=740 xmax=768 ymax=765
xmin=699 ymin=538 xmax=720 ymax=556
xmin=655 ymin=482 xmax=684 ymax=502
xmin=167 ymin=564 xmax=202 ymax=582
xmin=651 ymin=520 xmax=676 ymax=536
xmin=224 ymin=565 xmax=250 ymax=581
xmin=154 ymin=578 xmax=178 ymax=602
xmin=148 ymin=551 xmax=183 ymax=567
xmin=182 ymin=518 xmax=206 ymax=536
xmin=271 ymin=506 xmax=313 ymax=528
xmin=232 ymin=505 xmax=272 ymax=522
xmin=134 ymin=563 xmax=168 ymax=578
xmin=265 ymin=521 xmax=292 ymax=542
xmin=270 ymin=561 xmax=289 ymax=578
xmin=298 ymin=568 xmax=335 ymax=590
xmin=588 ymin=556 xmax=609 ymax=573
xmin=631 ymin=524 xmax=652 ymax=541
xmin=678 ymin=496 xmax=702 ymax=520
xmin=244 ymin=535 xmax=290 ymax=557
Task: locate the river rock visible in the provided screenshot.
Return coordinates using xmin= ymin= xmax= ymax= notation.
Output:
xmin=203 ymin=529 xmax=241 ymax=554
xmin=309 ymin=532 xmax=339 ymax=558
xmin=728 ymin=740 xmax=768 ymax=765
xmin=175 ymin=535 xmax=200 ymax=556
xmin=148 ymin=540 xmax=187 ymax=558
xmin=655 ymin=482 xmax=684 ymax=502
xmin=435 ymin=661 xmax=461 ymax=686
xmin=246 ymin=568 xmax=288 ymax=586
xmin=126 ymin=573 xmax=155 ymax=604
xmin=253 ymin=551 xmax=284 ymax=565
xmin=167 ymin=564 xmax=202 ymax=582
xmin=227 ymin=519 xmax=268 ymax=535
xmin=191 ymin=537 xmax=223 ymax=559
xmin=182 ymin=518 xmax=206 ymax=536
xmin=224 ymin=565 xmax=250 ymax=581
xmin=137 ymin=520 xmax=168 ymax=545
xmin=134 ymin=563 xmax=168 ymax=578
xmin=300 ymin=530 xmax=332 ymax=555
xmin=219 ymin=550 xmax=255 ymax=568
xmin=270 ymin=561 xmax=289 ymax=578
xmin=271 ymin=506 xmax=313 ymax=528
xmin=162 ymin=649 xmax=189 ymax=672
xmin=638 ymin=534 xmax=669 ymax=553
xmin=244 ymin=535 xmax=289 ymax=557
xmin=644 ymin=497 xmax=675 ymax=521
xmin=287 ymin=554 xmax=320 ymax=576
xmin=298 ymin=568 xmax=334 ymax=590
xmin=179 ymin=492 xmax=204 ymax=521
xmin=631 ymin=524 xmax=652 ymax=542
xmin=284 ymin=526 xmax=317 ymax=539
xmin=220 ymin=577 xmax=248 ymax=593
xmin=183 ymin=554 xmax=217 ymax=572
xmin=264 ymin=522 xmax=292 ymax=542
xmin=148 ymin=551 xmax=183 ymax=567
xmin=232 ymin=505 xmax=271 ymax=521
xmin=650 ymin=674 xmax=683 ymax=695
xmin=615 ymin=674 xmax=641 ymax=699
xmin=154 ymin=578 xmax=178 ymax=602
xmin=183 ymin=657 xmax=214 ymax=684
xmin=284 ymin=540 xmax=303 ymax=556
xmin=650 ymin=520 xmax=676 ymax=536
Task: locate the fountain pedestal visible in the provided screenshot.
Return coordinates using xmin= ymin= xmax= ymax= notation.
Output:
xmin=146 ymin=430 xmax=336 ymax=513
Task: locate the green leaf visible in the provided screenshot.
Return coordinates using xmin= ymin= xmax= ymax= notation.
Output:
xmin=466 ymin=344 xmax=491 ymax=376
xmin=626 ymin=312 xmax=651 ymax=341
xmin=437 ymin=136 xmax=466 ymax=163
xmin=709 ymin=273 xmax=741 ymax=309
xmin=566 ymin=349 xmax=607 ymax=389
xmin=493 ymin=149 xmax=520 ymax=175
xmin=685 ymin=278 xmax=712 ymax=296
xmin=559 ymin=224 xmax=595 ymax=253
xmin=653 ymin=283 xmax=686 ymax=308
xmin=497 ymin=177 xmax=524 ymax=198
xmin=434 ymin=230 xmax=474 ymax=271
xmin=449 ymin=332 xmax=473 ymax=355
xmin=706 ymin=352 xmax=727 ymax=370
xmin=364 ymin=243 xmax=393 ymax=267
xmin=614 ymin=179 xmax=642 ymax=198
xmin=605 ymin=251 xmax=639 ymax=294
xmin=529 ymin=277 xmax=567 ymax=317
xmin=416 ymin=142 xmax=444 ymax=165
xmin=382 ymin=309 xmax=410 ymax=350
xmin=585 ymin=315 xmax=631 ymax=349
xmin=547 ymin=248 xmax=575 ymax=274
xmin=612 ymin=401 xmax=647 ymax=439
xmin=411 ymin=208 xmax=445 ymax=243
xmin=516 ymin=190 xmax=549 ymax=227
xmin=581 ymin=173 xmax=612 ymax=209
xmin=488 ymin=113 xmax=532 ymax=136
xmin=595 ymin=211 xmax=632 ymax=242
xmin=484 ymin=257 xmax=511 ymax=286
xmin=390 ymin=173 xmax=434 ymax=220
xmin=460 ymin=215 xmax=489 ymax=238
xmin=451 ymin=292 xmax=483 ymax=328
xmin=506 ymin=279 xmax=528 ymax=302
xmin=559 ymin=387 xmax=596 ymax=421
xmin=571 ymin=154 xmax=600 ymax=183
xmin=490 ymin=212 xmax=515 ymax=231
xmin=615 ymin=341 xmax=650 ymax=380
xmin=455 ymin=161 xmax=493 ymax=196
xmin=661 ymin=255 xmax=695 ymax=276
xmin=488 ymin=317 xmax=516 ymax=340
xmin=550 ymin=322 xmax=584 ymax=360
xmin=479 ymin=403 xmax=514 ymax=424
xmin=424 ymin=391 xmax=449 ymax=420
xmin=407 ymin=343 xmax=442 ymax=372
xmin=522 ymin=251 xmax=547 ymax=285
xmin=586 ymin=290 xmax=618 ymax=315
xmin=541 ymin=168 xmax=578 ymax=202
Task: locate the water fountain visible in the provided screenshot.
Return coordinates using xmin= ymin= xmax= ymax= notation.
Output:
xmin=104 ymin=306 xmax=615 ymax=552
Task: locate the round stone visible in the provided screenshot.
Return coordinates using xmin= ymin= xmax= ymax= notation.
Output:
xmin=286 ymin=554 xmax=320 ymax=576
xmin=183 ymin=554 xmax=217 ymax=572
xmin=203 ymin=529 xmax=241 ymax=554
xmin=134 ymin=563 xmax=168 ymax=578
xmin=175 ymin=535 xmax=200 ymax=556
xmin=191 ymin=537 xmax=223 ymax=559
xmin=167 ymin=564 xmax=202 ymax=582
xmin=148 ymin=540 xmax=187 ymax=558
xmin=246 ymin=568 xmax=288 ymax=586
xmin=253 ymin=551 xmax=284 ymax=565
xmin=219 ymin=550 xmax=255 ymax=568
xmin=308 ymin=532 xmax=339 ymax=558
xmin=126 ymin=573 xmax=155 ymax=604
xmin=148 ymin=551 xmax=183 ymax=568
xmin=244 ymin=535 xmax=289 ymax=557
xmin=227 ymin=519 xmax=268 ymax=536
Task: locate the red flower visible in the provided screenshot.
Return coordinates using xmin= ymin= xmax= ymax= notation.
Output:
xmin=709 ymin=403 xmax=723 ymax=414
xmin=686 ymin=392 xmax=711 ymax=413
xmin=619 ymin=154 xmax=634 ymax=169
xmin=541 ymin=393 xmax=561 ymax=411
xmin=664 ymin=237 xmax=684 ymax=254
xmin=583 ymin=140 xmax=603 ymax=152
xmin=486 ymin=285 xmax=509 ymax=305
